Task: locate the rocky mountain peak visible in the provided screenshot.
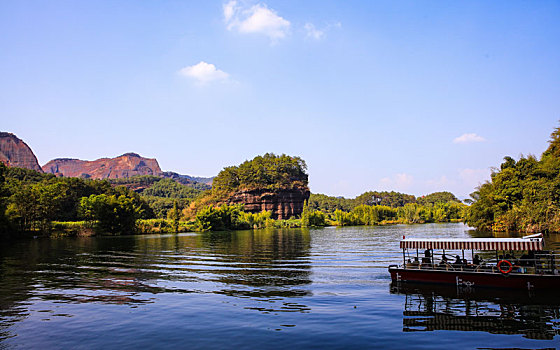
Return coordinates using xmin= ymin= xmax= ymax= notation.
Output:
xmin=0 ymin=132 xmax=43 ymax=172
xmin=42 ymin=153 xmax=163 ymax=179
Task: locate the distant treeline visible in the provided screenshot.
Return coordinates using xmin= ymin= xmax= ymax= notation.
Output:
xmin=0 ymin=151 xmax=466 ymax=237
xmin=0 ymin=165 xmax=154 ymax=237
xmin=308 ymin=191 xmax=461 ymax=214
xmin=465 ymin=125 xmax=560 ymax=233
xmin=108 ymin=175 xmax=204 ymax=218
xmin=6 ymin=119 xmax=560 ymax=236
xmin=191 ymin=196 xmax=466 ymax=232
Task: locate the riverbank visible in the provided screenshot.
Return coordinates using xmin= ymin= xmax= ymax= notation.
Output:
xmin=7 ymin=216 xmax=465 ymax=240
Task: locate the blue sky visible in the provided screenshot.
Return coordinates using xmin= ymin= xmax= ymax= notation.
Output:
xmin=1 ymin=1 xmax=559 ymax=199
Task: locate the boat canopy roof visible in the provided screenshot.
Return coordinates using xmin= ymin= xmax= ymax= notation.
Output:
xmin=400 ymin=234 xmax=544 ymax=251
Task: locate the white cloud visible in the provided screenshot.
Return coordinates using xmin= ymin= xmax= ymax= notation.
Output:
xmin=178 ymin=61 xmax=229 ymax=83
xmin=224 ymin=1 xmax=290 ymax=41
xmin=223 ymin=1 xmax=236 ymax=22
xmin=453 ymin=133 xmax=486 ymax=144
xmin=304 ymin=23 xmax=324 ymax=40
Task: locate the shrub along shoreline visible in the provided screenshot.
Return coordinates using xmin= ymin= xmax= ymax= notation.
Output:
xmin=0 ymin=153 xmax=466 ymax=239
xmin=44 ymin=199 xmax=466 ymax=238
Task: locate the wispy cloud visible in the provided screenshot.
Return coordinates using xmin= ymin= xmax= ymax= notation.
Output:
xmin=453 ymin=133 xmax=485 ymax=144
xmin=304 ymin=21 xmax=341 ymax=40
xmin=223 ymin=1 xmax=290 ymax=42
xmin=304 ymin=23 xmax=324 ymax=40
xmin=178 ymin=61 xmax=229 ymax=83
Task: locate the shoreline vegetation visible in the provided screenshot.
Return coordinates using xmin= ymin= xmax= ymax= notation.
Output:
xmin=464 ymin=125 xmax=560 ymax=234
xmin=0 ymin=157 xmax=466 ymax=239
xmin=55 ymin=196 xmax=466 ymax=236
xmin=2 ymin=124 xmax=560 ymax=239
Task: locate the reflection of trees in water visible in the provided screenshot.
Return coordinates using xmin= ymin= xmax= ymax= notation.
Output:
xmin=0 ymin=237 xmax=161 ymax=341
xmin=132 ymin=229 xmax=314 ymax=304
xmin=196 ymin=229 xmax=313 ymax=312
xmin=391 ymin=283 xmax=560 ymax=340
xmin=130 ymin=229 xmax=314 ymax=313
xmin=0 ymin=229 xmax=313 ymax=340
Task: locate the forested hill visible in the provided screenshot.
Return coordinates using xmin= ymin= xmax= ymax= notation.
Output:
xmin=309 ymin=191 xmax=461 ymax=214
xmin=108 ymin=175 xmax=206 ymax=218
xmin=465 ymin=125 xmax=560 ymax=233
xmin=211 ymin=153 xmax=308 ymax=194
xmin=187 ymin=153 xmax=310 ymax=219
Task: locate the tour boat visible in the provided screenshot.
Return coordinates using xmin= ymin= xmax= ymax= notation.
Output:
xmin=388 ymin=233 xmax=560 ymax=290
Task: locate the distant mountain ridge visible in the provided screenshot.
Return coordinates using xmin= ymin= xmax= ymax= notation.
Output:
xmin=1 ymin=131 xmax=212 ymax=189
xmin=42 ymin=153 xmax=163 ymax=179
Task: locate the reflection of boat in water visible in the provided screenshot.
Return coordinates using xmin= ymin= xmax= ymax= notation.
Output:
xmin=388 ymin=233 xmax=560 ymax=290
xmin=390 ymin=282 xmax=560 ymax=340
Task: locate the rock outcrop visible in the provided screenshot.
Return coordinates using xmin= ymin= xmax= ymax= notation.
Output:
xmin=0 ymin=132 xmax=43 ymax=172
xmin=42 ymin=153 xmax=163 ymax=179
xmin=227 ymin=187 xmax=310 ymax=220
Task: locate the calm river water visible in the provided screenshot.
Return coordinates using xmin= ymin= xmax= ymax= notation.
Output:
xmin=1 ymin=223 xmax=559 ymax=349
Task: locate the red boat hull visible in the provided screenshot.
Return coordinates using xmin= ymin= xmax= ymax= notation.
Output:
xmin=388 ymin=267 xmax=560 ymax=290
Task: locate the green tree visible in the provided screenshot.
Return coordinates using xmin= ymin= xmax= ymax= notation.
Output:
xmin=0 ymin=164 xmax=11 ymax=236
xmin=301 ymin=201 xmax=328 ymax=227
xmin=79 ymin=194 xmax=141 ymax=235
xmin=354 ymin=191 xmax=416 ymax=208
xmin=466 ymin=123 xmax=560 ymax=232
xmin=417 ymin=191 xmax=461 ymax=205
xmin=212 ymin=153 xmax=308 ymax=194
xmin=167 ymin=200 xmax=181 ymax=233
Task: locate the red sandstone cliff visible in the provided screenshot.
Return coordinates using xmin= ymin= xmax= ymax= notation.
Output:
xmin=42 ymin=153 xmax=163 ymax=179
xmin=0 ymin=132 xmax=43 ymax=172
xmin=227 ymin=188 xmax=310 ymax=220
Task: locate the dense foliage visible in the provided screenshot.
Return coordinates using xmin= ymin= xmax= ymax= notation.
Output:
xmin=333 ymin=202 xmax=465 ymax=226
xmin=212 ymin=153 xmax=308 ymax=194
xmin=307 ymin=190 xmax=466 ymax=227
xmin=417 ymin=191 xmax=460 ymax=205
xmin=309 ymin=190 xmax=461 ymax=214
xmin=465 ymin=125 xmax=560 ymax=233
xmin=354 ymin=191 xmax=417 ymax=207
xmin=186 ymin=153 xmax=309 ymax=219
xmin=193 ymin=204 xmax=276 ymax=231
xmin=79 ymin=193 xmax=146 ymax=235
xmin=142 ymin=178 xmax=202 ymax=199
xmin=0 ymin=149 xmax=471 ymax=237
xmin=0 ymin=165 xmax=153 ymax=236
xmin=110 ymin=176 xmax=204 ymax=218
xmin=189 ymin=196 xmax=466 ymax=232
xmin=301 ymin=202 xmax=328 ymax=227
xmin=308 ymin=194 xmax=354 ymax=214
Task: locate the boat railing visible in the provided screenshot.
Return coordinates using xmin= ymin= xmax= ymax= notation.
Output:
xmin=401 ymin=251 xmax=560 ymax=276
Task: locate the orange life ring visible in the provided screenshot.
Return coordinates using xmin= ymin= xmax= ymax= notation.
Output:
xmin=497 ymin=260 xmax=513 ymax=274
